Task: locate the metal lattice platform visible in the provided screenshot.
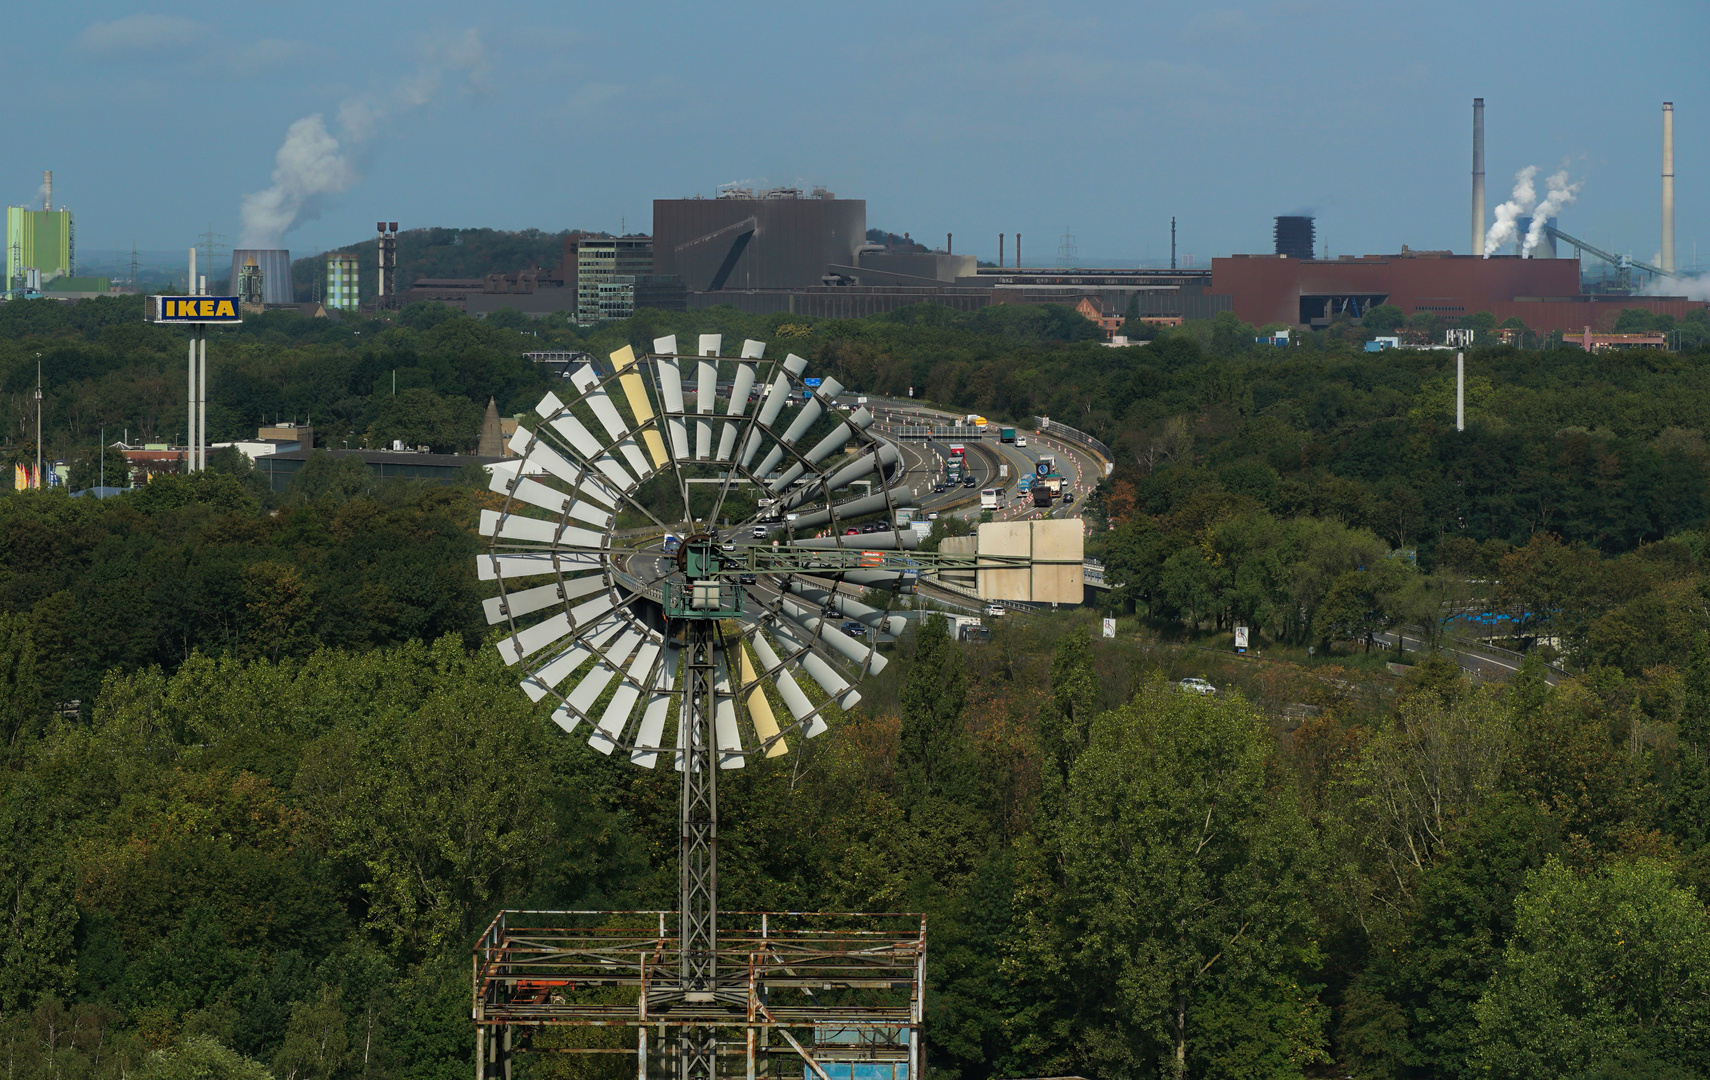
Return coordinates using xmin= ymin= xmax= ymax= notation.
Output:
xmin=474 ymin=909 xmax=925 ymax=1080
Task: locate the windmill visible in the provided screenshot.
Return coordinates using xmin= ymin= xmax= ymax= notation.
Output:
xmin=473 ymin=334 xmax=1083 ymax=1080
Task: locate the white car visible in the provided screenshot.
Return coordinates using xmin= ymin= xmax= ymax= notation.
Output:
xmin=927 ymin=511 xmax=939 ymax=520
xmin=1178 ymin=677 xmax=1217 ymax=695
xmin=984 ymin=604 xmax=1005 ymax=617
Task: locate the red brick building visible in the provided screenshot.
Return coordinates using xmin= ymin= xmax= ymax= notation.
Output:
xmin=1210 ymin=251 xmax=1704 ymax=333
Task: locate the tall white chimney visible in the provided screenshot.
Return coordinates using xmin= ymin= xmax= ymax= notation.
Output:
xmin=42 ymin=170 xmax=51 ymax=212
xmin=1472 ymin=99 xmax=1485 ymax=256
xmin=1663 ymin=102 xmax=1675 ymax=273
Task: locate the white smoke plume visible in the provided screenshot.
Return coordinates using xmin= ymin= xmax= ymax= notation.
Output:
xmin=239 ymin=30 xmax=486 ymax=247
xmin=1646 ymin=274 xmax=1710 ymax=302
xmin=1521 ymin=169 xmax=1581 ymax=257
xmin=1483 ymin=166 xmax=1537 ymax=257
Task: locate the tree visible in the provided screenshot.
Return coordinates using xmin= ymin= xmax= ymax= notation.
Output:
xmin=897 ymin=615 xmax=971 ymax=810
xmin=1039 ymin=626 xmax=1098 ymax=787
xmin=284 ymin=451 xmax=373 ymax=504
xmin=0 ymin=775 xmax=78 ymax=1011
xmin=1311 ymin=560 xmax=1411 ymax=652
xmin=1361 ymin=305 xmax=1406 ymax=334
xmin=362 ymin=388 xmax=482 ymax=454
xmin=1017 ymin=680 xmax=1327 ymax=1079
xmin=1472 ymin=858 xmax=1710 ymax=1078
xmin=136 ymin=1035 xmax=274 ymax=1080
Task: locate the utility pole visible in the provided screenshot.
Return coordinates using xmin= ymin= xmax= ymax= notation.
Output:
xmin=34 ymin=356 xmax=43 ymax=489
xmin=1456 ymin=352 xmax=1465 ymax=432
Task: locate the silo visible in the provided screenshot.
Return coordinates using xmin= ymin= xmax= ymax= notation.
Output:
xmin=228 ymin=249 xmax=293 ymax=304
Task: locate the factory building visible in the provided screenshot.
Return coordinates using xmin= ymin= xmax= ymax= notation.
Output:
xmin=653 ymin=188 xmax=864 ymax=292
xmin=574 ymin=236 xmax=653 ymax=325
xmin=1210 ymin=250 xmax=1700 ymax=334
xmin=228 ymin=249 xmax=293 ymax=305
xmin=6 ymin=206 xmax=73 ymax=288
xmin=326 ymin=253 xmax=360 ymax=311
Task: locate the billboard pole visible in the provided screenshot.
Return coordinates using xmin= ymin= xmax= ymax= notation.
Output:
xmin=188 ymin=248 xmax=197 ymax=472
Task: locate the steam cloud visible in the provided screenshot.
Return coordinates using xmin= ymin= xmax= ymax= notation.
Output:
xmin=1521 ymin=170 xmax=1581 ymax=257
xmin=1482 ymin=166 xmax=1537 ymax=257
xmin=239 ymin=30 xmax=486 ymax=248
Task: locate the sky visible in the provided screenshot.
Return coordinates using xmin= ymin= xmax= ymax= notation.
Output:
xmin=12 ymin=1 xmax=1708 ymax=273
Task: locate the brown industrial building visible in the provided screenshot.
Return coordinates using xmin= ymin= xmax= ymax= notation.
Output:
xmin=1210 ymin=251 xmax=1703 ymax=334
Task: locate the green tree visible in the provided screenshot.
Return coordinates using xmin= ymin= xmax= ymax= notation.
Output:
xmin=897 ymin=615 xmax=971 ymax=809
xmin=1472 ymin=858 xmax=1710 ymax=1078
xmin=272 ymin=987 xmax=349 ymax=1080
xmin=1017 ymin=680 xmax=1327 ymax=1079
xmin=283 ymin=451 xmax=374 ymax=504
xmin=362 ymin=388 xmax=482 ymax=454
xmin=1039 ymin=626 xmax=1098 ymax=787
xmin=136 ymin=1035 xmax=274 ymax=1080
xmin=1361 ymin=305 xmax=1406 ymax=334
xmin=0 ymin=775 xmax=78 ymax=1011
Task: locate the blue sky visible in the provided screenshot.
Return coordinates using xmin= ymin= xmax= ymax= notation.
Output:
xmin=13 ymin=1 xmax=1708 ymax=271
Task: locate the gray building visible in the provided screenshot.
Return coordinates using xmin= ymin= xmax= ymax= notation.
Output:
xmin=575 ymin=237 xmax=652 ymax=325
xmin=228 ymin=249 xmax=293 ymax=304
xmin=653 ymin=189 xmax=864 ymax=292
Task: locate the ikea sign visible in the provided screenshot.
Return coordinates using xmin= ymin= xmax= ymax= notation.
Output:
xmin=155 ymin=296 xmax=242 ymax=324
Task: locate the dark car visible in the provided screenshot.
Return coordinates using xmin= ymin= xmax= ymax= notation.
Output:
xmin=1063 ymin=492 xmax=1076 ymax=504
xmin=738 ymin=573 xmax=757 ymax=585
xmin=963 ymin=476 xmax=976 ymax=487
xmin=841 ymin=620 xmax=868 ymax=638
xmin=932 ymin=483 xmax=946 ymax=493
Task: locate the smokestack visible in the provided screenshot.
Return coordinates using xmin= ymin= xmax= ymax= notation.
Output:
xmin=946 ymin=232 xmax=952 ymax=254
xmin=999 ymin=234 xmax=1004 ymax=268
xmin=42 ymin=171 xmax=51 ymax=212
xmin=1663 ymin=102 xmax=1675 ymax=273
xmin=1472 ymin=98 xmax=1485 ymax=257
xmin=1016 ymin=233 xmax=1021 ymax=267
xmin=1171 ymin=216 xmax=1177 ymax=270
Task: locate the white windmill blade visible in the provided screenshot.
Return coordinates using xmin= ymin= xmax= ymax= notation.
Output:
xmin=478 ymin=509 xmax=605 ymax=551
xmin=589 ymin=641 xmax=662 ymax=755
xmin=568 ymin=364 xmax=653 ymax=479
xmin=713 ymin=340 xmax=765 ymax=461
xmin=713 ymin=653 xmax=743 ymax=769
xmin=785 ymin=583 xmax=907 ymax=637
xmin=783 ymin=444 xmax=900 ymax=509
xmin=494 ymin=586 xmax=623 ymax=668
xmin=488 ymin=461 xmax=613 ymax=528
xmin=557 ymin=627 xmax=646 ymax=735
xmin=782 ymin=488 xmax=912 ymax=533
xmin=502 ymin=428 xmax=621 ymax=509
xmin=482 ymin=573 xmax=608 ymax=625
xmin=694 ymin=335 xmax=719 ymax=460
xmin=739 ymin=354 xmax=808 ymax=470
xmin=535 ymin=392 xmax=636 ymax=492
xmin=767 ymin=618 xmax=862 ymax=710
xmin=629 ymin=645 xmax=679 ymax=768
xmin=767 ymin=408 xmax=874 ymax=493
xmin=777 ymin=595 xmax=887 ymax=675
xmin=478 ymin=551 xmax=602 ymax=582
xmin=791 ymin=531 xmax=920 ymax=551
xmin=652 ymin=336 xmax=691 ymax=460
xmin=754 ymin=378 xmax=844 ymax=479
xmin=522 ymin=613 xmax=628 ymax=704
xmin=737 ymin=641 xmax=787 ymax=758
xmin=748 ymin=629 xmax=830 ymax=738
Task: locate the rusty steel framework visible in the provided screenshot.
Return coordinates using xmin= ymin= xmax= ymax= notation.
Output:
xmin=473 ymin=909 xmax=925 ymax=1080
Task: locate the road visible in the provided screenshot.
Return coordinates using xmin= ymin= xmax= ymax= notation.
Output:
xmin=1375 ymin=629 xmax=1562 ymax=686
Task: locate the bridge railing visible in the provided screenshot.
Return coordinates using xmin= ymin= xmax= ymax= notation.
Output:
xmin=1033 ymin=417 xmax=1114 ymax=474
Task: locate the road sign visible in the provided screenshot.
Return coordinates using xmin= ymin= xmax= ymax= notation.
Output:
xmin=153 ymin=295 xmax=241 ymax=324
xmin=1102 ymin=618 xmax=1116 ymax=638
xmin=804 ymin=377 xmax=823 ymax=387
xmin=1234 ymin=626 xmax=1249 ymax=651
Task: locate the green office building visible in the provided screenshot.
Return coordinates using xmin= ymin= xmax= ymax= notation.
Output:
xmin=327 ymin=252 xmax=360 ymax=311
xmin=5 ymin=207 xmax=73 ymax=287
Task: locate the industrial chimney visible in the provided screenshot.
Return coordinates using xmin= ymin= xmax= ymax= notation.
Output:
xmin=1663 ymin=102 xmax=1675 ymax=273
xmin=1472 ymin=98 xmax=1485 ymax=256
xmin=42 ymin=170 xmax=51 ymax=212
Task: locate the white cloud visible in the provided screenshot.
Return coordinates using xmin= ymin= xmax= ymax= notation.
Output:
xmin=76 ymin=14 xmax=206 ymax=53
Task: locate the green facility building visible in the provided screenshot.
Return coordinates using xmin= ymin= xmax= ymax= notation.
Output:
xmin=327 ymin=252 xmax=360 ymax=311
xmin=5 ymin=207 xmax=73 ymax=286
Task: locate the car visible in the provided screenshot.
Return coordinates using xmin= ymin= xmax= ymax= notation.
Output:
xmin=1178 ymin=677 xmax=1217 ymax=695
xmin=932 ymin=483 xmax=946 ymax=494
xmin=738 ymin=573 xmax=757 ymax=585
xmin=841 ymin=620 xmax=868 ymax=638
xmin=984 ymin=604 xmax=1005 ymax=617
xmin=863 ymin=521 xmax=886 ymax=533
xmin=927 ymin=511 xmax=939 ymax=520
xmin=844 ymin=527 xmax=860 ymax=536
xmin=721 ymin=541 xmax=735 ymax=551
xmin=1063 ymin=492 xmax=1076 ymax=504
xmin=963 ymin=477 xmax=976 ymax=487
xmin=751 ymin=526 xmax=768 ymax=539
